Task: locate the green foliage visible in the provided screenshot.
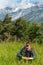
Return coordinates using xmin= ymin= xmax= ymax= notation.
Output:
xmin=28 ymin=22 xmax=43 ymax=43
xmin=15 ymin=18 xmax=29 ymax=41
xmin=0 ymin=14 xmax=43 ymax=43
xmin=3 ymin=14 xmax=12 ymax=24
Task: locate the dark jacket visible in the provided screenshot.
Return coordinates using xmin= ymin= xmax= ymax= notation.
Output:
xmin=17 ymin=46 xmax=36 ymax=59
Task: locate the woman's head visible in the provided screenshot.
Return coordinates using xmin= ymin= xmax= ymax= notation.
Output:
xmin=26 ymin=42 xmax=31 ymax=51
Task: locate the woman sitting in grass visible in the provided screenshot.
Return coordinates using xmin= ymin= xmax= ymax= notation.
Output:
xmin=17 ymin=42 xmax=36 ymax=61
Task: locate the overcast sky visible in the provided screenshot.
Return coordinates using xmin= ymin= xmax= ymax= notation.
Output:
xmin=0 ymin=0 xmax=43 ymax=9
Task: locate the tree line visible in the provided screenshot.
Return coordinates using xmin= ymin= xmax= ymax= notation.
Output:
xmin=0 ymin=14 xmax=43 ymax=43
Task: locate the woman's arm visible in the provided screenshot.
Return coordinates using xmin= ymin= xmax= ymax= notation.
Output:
xmin=22 ymin=56 xmax=34 ymax=60
xmin=17 ymin=47 xmax=25 ymax=59
xmin=31 ymin=48 xmax=37 ymax=59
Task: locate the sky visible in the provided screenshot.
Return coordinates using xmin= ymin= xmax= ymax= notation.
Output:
xmin=0 ymin=0 xmax=43 ymax=9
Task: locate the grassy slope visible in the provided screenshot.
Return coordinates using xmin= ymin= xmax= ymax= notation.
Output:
xmin=0 ymin=41 xmax=43 ymax=65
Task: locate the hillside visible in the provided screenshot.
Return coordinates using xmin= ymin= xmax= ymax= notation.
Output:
xmin=0 ymin=5 xmax=43 ymax=22
xmin=0 ymin=41 xmax=43 ymax=65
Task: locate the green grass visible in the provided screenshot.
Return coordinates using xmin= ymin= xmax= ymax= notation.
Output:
xmin=0 ymin=41 xmax=43 ymax=65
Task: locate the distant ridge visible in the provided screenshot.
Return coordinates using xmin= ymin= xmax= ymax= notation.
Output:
xmin=0 ymin=4 xmax=43 ymax=22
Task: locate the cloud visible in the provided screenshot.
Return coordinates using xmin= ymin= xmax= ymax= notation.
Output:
xmin=0 ymin=0 xmax=43 ymax=9
xmin=6 ymin=0 xmax=35 ymax=9
xmin=39 ymin=0 xmax=43 ymax=4
xmin=18 ymin=0 xmax=35 ymax=9
xmin=0 ymin=0 xmax=8 ymax=9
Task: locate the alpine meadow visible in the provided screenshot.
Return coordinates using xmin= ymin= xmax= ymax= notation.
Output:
xmin=0 ymin=14 xmax=43 ymax=65
xmin=0 ymin=0 xmax=43 ymax=65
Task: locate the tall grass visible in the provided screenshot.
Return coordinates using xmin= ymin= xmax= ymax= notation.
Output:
xmin=0 ymin=41 xmax=43 ymax=65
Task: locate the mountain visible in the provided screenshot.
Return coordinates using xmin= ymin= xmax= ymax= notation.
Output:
xmin=0 ymin=6 xmax=22 ymax=20
xmin=23 ymin=5 xmax=43 ymax=22
xmin=0 ymin=4 xmax=43 ymax=22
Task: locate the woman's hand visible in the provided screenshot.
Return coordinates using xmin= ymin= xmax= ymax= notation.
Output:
xmin=22 ymin=56 xmax=33 ymax=61
xmin=22 ymin=57 xmax=28 ymax=60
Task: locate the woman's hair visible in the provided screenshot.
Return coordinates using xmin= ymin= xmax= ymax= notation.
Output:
xmin=26 ymin=42 xmax=31 ymax=47
xmin=26 ymin=42 xmax=30 ymax=44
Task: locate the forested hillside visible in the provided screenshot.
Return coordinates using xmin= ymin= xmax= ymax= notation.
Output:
xmin=0 ymin=14 xmax=43 ymax=43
